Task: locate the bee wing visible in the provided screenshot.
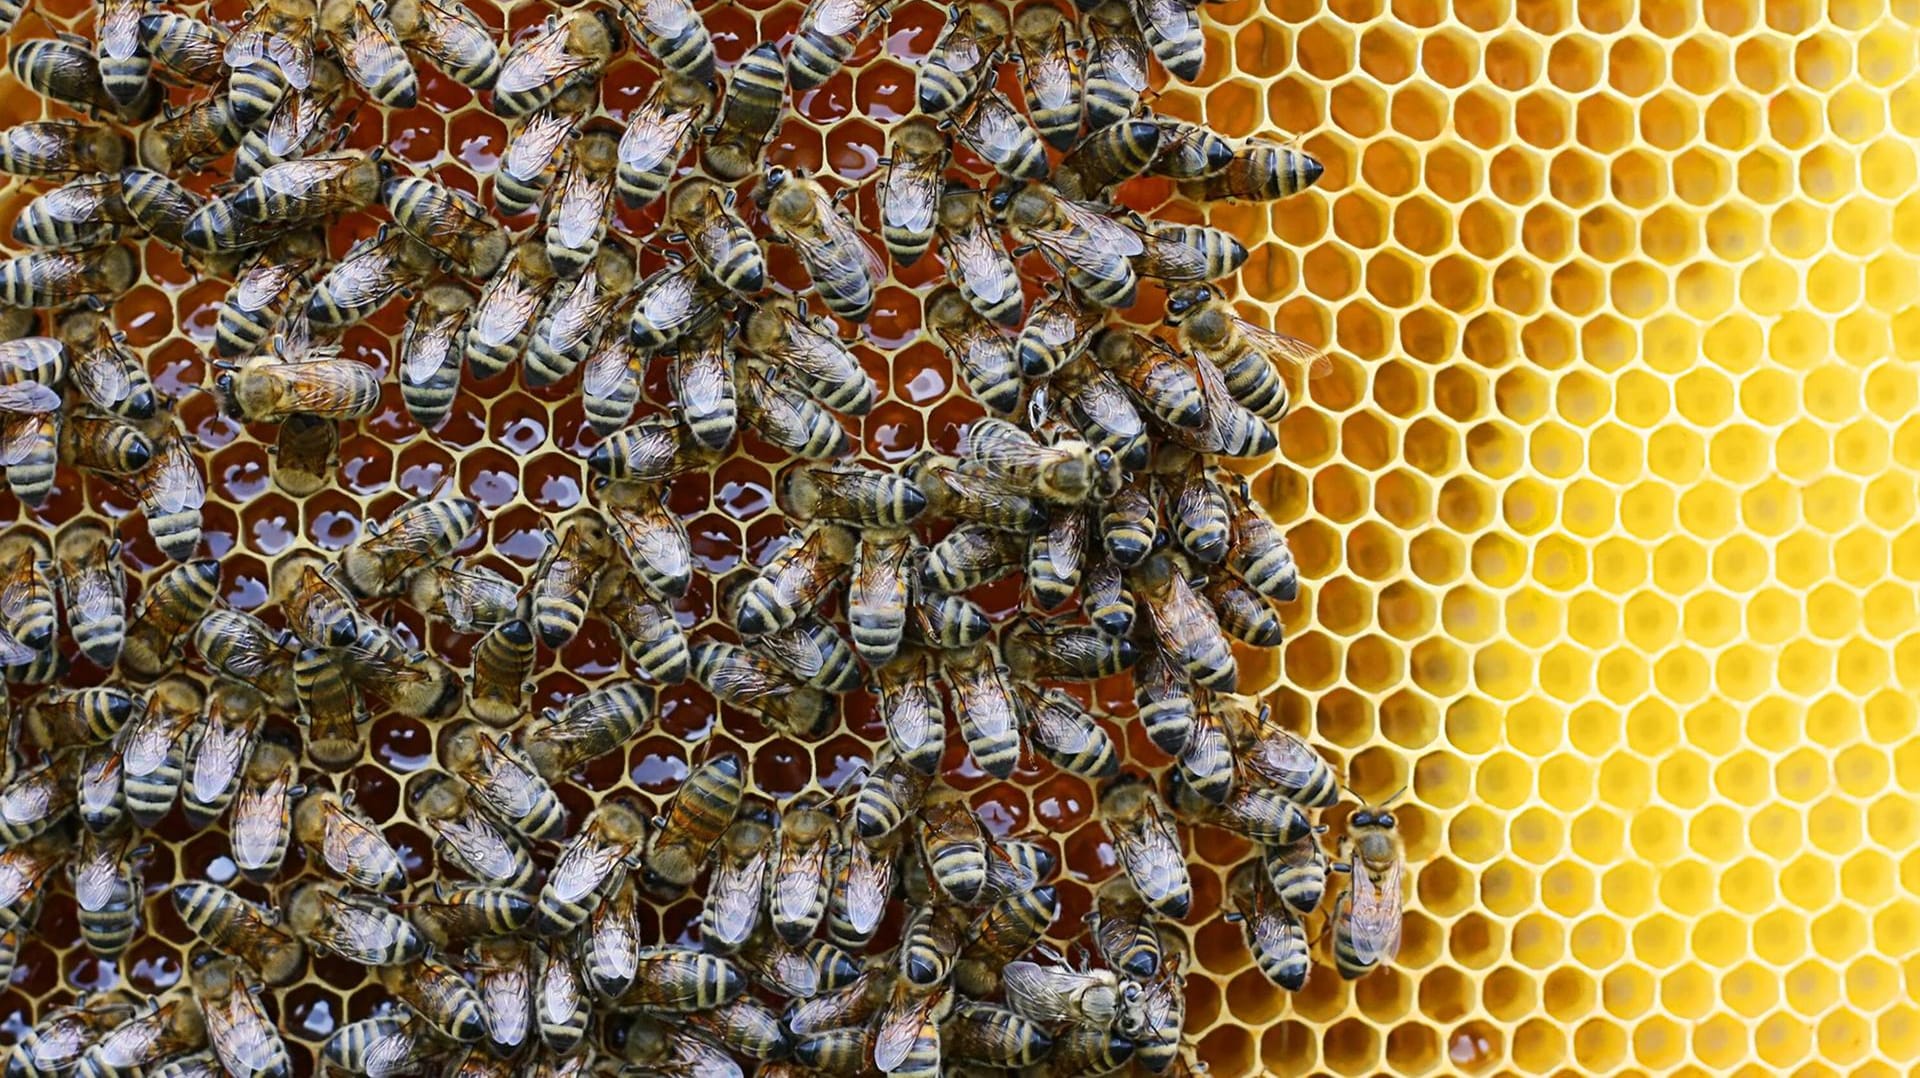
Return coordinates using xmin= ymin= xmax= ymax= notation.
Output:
xmin=808 ymin=0 xmax=877 ymax=38
xmin=503 ymin=109 xmax=579 ymax=180
xmin=74 ymin=348 xmax=134 ymax=411
xmin=581 ymin=336 xmax=635 ymax=396
xmin=266 ymin=91 xmax=336 ymax=157
xmin=495 ymin=22 xmax=593 ymax=94
xmin=235 ymin=260 xmax=309 ymax=312
xmin=320 ymin=242 xmax=405 ymax=309
xmin=705 ymin=857 xmax=765 ymax=944
xmin=1092 ymin=23 xmax=1149 ymax=91
xmin=1114 ymin=808 xmax=1187 ymax=904
xmin=699 ymin=644 xmax=785 ymax=698
xmin=188 ymin=724 xmax=249 ymax=804
xmin=0 ymin=775 xmax=54 ymax=829
xmin=205 ymin=992 xmax=281 ymax=1074
xmin=765 ymin=312 xmax=860 ymax=385
xmin=950 ymin=225 xmax=1018 ymax=305
xmin=1024 ymin=27 xmax=1078 ymax=106
xmin=231 ymin=770 xmax=292 ymax=867
xmin=606 ymin=504 xmax=691 ymax=584
xmin=882 ymin=151 xmax=943 ymax=234
xmin=401 ymin=313 xmax=461 ymax=386
xmin=773 ymin=833 xmax=829 ymax=916
xmin=0 ymin=622 xmax=37 ymax=667
xmin=874 ymin=988 xmax=937 ymax=1072
xmin=0 ymin=383 xmax=61 ymax=415
xmin=740 ymin=370 xmax=821 ymax=450
xmin=470 ymin=734 xmax=543 ymax=817
xmin=1036 ymin=200 xmax=1144 ymax=272
xmin=961 ymin=94 xmax=1031 ymax=160
xmin=1346 ymin=864 xmax=1403 ymax=964
xmin=551 ymin=167 xmax=614 ymax=252
xmin=852 ymin=534 xmax=907 ymax=612
xmin=1232 ymin=314 xmax=1333 ymax=379
xmin=44 ymin=177 xmax=121 ymax=223
xmin=1066 ymin=367 xmax=1140 ymax=434
xmin=473 ymin=274 xmax=546 ymax=346
xmin=617 ymin=104 xmax=698 ymax=172
xmin=933 ymin=18 xmax=984 ymax=72
xmin=632 ymin=0 xmax=693 ymax=39
xmin=0 ymin=413 xmax=51 ymax=474
xmin=431 ymin=815 xmax=521 ymax=880
xmin=547 ymin=835 xmax=626 ymax=903
xmin=841 ymin=844 xmax=891 ymax=934
xmin=256 ymin=357 xmax=378 ymax=415
xmin=638 ymin=268 xmax=703 ymax=335
xmin=227 ymin=24 xmax=314 ymax=89
xmin=1028 ymin=692 xmax=1100 ymax=755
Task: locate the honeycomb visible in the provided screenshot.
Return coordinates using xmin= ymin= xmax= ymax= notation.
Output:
xmin=0 ymin=0 xmax=1912 ymax=1070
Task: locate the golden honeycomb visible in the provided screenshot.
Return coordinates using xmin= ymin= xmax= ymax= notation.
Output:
xmin=0 ymin=0 xmax=1911 ymax=1070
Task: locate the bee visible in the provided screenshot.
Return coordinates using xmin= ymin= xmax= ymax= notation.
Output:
xmin=121 ymin=676 xmax=201 ymax=827
xmin=640 ymin=751 xmax=742 ymax=891
xmin=0 ymin=757 xmax=77 ymax=846
xmin=896 ymin=901 xmax=964 ymax=987
xmin=525 ymin=243 xmax=637 ymax=386
xmin=1128 ymin=553 xmax=1236 ymax=691
xmin=623 ymin=0 xmax=713 ymax=78
xmin=935 ymin=188 xmax=1021 ymax=327
xmin=1003 ymin=959 xmax=1140 ymax=1030
xmin=140 ymin=10 xmax=229 ymax=82
xmin=1091 ymin=875 xmax=1164 ymax=980
xmin=625 ymin=260 xmax=729 ymax=352
xmin=615 ymin=73 xmax=713 ymax=209
xmin=739 ymin=295 xmax=876 ymax=413
xmin=703 ymin=804 xmax=774 ymax=951
xmin=581 ymin=871 xmax=640 ymax=997
xmin=1134 ymin=220 xmax=1248 ymax=281
xmin=1016 ymin=684 xmax=1118 ymax=779
xmin=215 ymin=349 xmax=382 ymax=426
xmin=73 ymin=747 xmax=124 ymax=834
xmin=174 ymin=882 xmax=307 ymax=986
xmin=600 ymin=573 xmax=690 ymax=682
xmin=827 ymin=815 xmax=898 ymax=948
xmin=1023 ymin=503 xmax=1086 ymax=609
xmin=225 ymin=0 xmax=318 ymax=94
xmin=410 ymin=773 xmax=537 ymax=889
xmin=875 ymin=977 xmax=950 ymax=1077
xmin=1226 ymin=860 xmax=1308 ymax=990
xmin=0 ymin=120 xmax=126 ymax=177
xmin=292 ymin=646 xmax=363 ymax=766
xmin=466 ymin=240 xmax=557 ymax=377
xmin=944 ymin=1001 xmax=1053 ymax=1067
xmin=1184 ymin=137 xmax=1325 ymax=201
xmin=1167 ymin=285 xmax=1322 ymax=421
xmin=11 ymin=37 xmax=133 ymax=119
xmin=1055 ymin=118 xmax=1161 ymax=200
xmin=620 ymin=947 xmax=746 ymax=1011
xmin=294 ymin=788 xmax=408 ymax=892
xmin=1144 ymin=116 xmax=1235 ymax=180
xmin=1015 ymin=289 xmax=1098 ymax=385
xmin=872 ymin=118 xmax=948 ymax=266
xmin=999 ymin=183 xmax=1142 ymax=308
xmin=321 ymin=1017 xmax=434 ymax=1078
xmin=191 ymin=609 xmax=295 ymax=708
xmin=965 ymin=417 xmax=1117 ymax=504
xmin=776 ymin=465 xmax=922 ymax=531
xmin=213 ymin=238 xmax=322 ymax=358
xmin=285 ymin=882 xmax=426 ymax=965
xmin=744 ymin=361 xmax=860 ymax=457
xmin=492 ymin=90 xmax=590 ymax=216
xmin=534 ymin=796 xmax=649 ymax=934
xmin=920 ymin=3 xmax=1007 ymax=114
xmin=14 ymin=174 xmax=131 ymax=250
xmin=529 ymin=515 xmax=608 ymax=647
xmin=762 ymin=616 xmax=858 ymax=693
xmin=921 ymin=523 xmax=1027 ymax=593
xmin=908 ymin=453 xmax=1042 ymax=533
xmin=1165 ymin=765 xmax=1310 ymax=844
xmin=305 ymin=228 xmax=442 ymax=330
xmin=383 ymin=176 xmax=508 ymax=277
xmin=745 ymin=935 xmax=863 ymax=1008
xmin=188 ymin=952 xmax=291 ymax=1078
xmin=492 ymin=9 xmax=620 ymax=119
xmin=385 ymin=0 xmax=500 ymax=88
xmin=759 ymin=168 xmax=882 ymax=322
xmin=785 ymin=962 xmax=888 ymax=1035
xmin=579 ymin=317 xmax=645 ymax=434
xmin=840 ymin=530 xmax=911 ymax=666
xmin=667 ymin=178 xmax=765 ymax=294
xmin=1332 ymin=799 xmax=1405 ymax=977
xmin=1087 ymin=327 xmax=1204 ymax=431
xmin=1155 ymin=454 xmax=1223 ymax=566
xmin=767 ymin=797 xmax=835 ymax=945
xmin=379 ymin=959 xmax=487 ymax=1043
xmin=318 ymin=0 xmax=417 ymax=106
xmin=51 ymin=526 xmax=123 ymax=668
xmin=1264 ymin=830 xmax=1330 ymax=915
xmin=25 ymin=685 xmax=138 ymax=752
xmin=680 ymin=998 xmax=789 ymax=1062
xmin=924 ymin=285 xmax=1020 ymax=416
xmin=7 ymin=997 xmax=138 ymax=1078
xmin=467 ymin=938 xmax=533 ymax=1057
xmin=0 ymin=836 xmax=64 ymax=932
xmin=121 ymin=418 xmax=205 ymax=562
xmin=0 ymin=540 xmax=59 ymax=655
xmin=72 ymin=837 xmax=145 ymax=960
xmin=871 ymin=648 xmax=943 ymax=775
xmin=406 ymin=882 xmax=535 ymax=951
xmin=786 ymin=0 xmax=887 ymax=89
xmin=0 ymin=245 xmax=137 ymax=309
xmin=182 ymin=680 xmax=264 ymax=827
xmin=592 ymin=484 xmax=689 ymax=603
xmin=953 ymin=89 xmax=1047 ymax=180
xmin=522 ymin=678 xmax=654 ymax=778
xmin=222 ymin=150 xmax=384 ymax=232
xmin=62 ymin=412 xmax=152 ymax=476
xmin=1051 ymin=355 xmax=1148 ymax=467
xmin=1012 ymin=3 xmax=1081 ymax=148
xmin=341 ymin=491 xmax=481 ymax=597
xmin=205 ymin=722 xmax=285 ymax=864
xmin=1102 ymin=774 xmax=1192 ymax=919
xmin=1225 ymin=478 xmax=1297 ymax=600
xmin=1201 ymin=573 xmax=1280 ymax=647
xmin=536 ymin=944 xmax=587 ymax=1053
xmin=393 ymin=282 xmax=472 ymax=429
xmin=731 ymin=522 xmax=857 ymax=636
xmin=702 ymin=42 xmax=784 ymax=180
xmin=792 ymin=1025 xmax=874 ymax=1071
xmin=938 ymin=643 xmax=1018 ymax=777
xmin=689 ymin=639 xmax=834 ymax=738
xmin=538 ymin=130 xmax=618 ymax=281
xmin=667 ymin=319 xmax=737 ymax=450
xmin=72 ymin=998 xmax=208 ymax=1078
xmin=917 ymin=790 xmax=987 ymax=904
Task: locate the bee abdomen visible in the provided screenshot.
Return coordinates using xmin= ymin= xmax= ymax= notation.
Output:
xmin=785 ymin=30 xmax=851 ymax=91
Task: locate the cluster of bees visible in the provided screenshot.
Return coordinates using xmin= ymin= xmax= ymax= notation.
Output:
xmin=0 ymin=0 xmax=1412 ymax=1065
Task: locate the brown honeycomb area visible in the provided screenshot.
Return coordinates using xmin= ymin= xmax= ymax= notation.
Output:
xmin=0 ymin=0 xmax=1914 ymax=1071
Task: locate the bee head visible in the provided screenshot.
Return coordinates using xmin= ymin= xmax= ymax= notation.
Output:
xmin=1163 ymin=285 xmax=1213 ymax=321
xmin=213 ymin=372 xmax=243 ymax=420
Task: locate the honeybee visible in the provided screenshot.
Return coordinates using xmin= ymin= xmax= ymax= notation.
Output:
xmin=875 ymin=977 xmax=950 ymax=1077
xmin=0 ymin=835 xmax=64 ymax=932
xmin=225 ymin=0 xmax=318 ymax=92
xmin=1055 ymin=118 xmax=1161 ymax=200
xmin=0 ymin=120 xmax=126 ymax=177
xmin=742 ymin=362 xmax=857 ymax=459
xmin=120 ymin=675 xmax=199 ymax=827
xmin=908 ymin=453 xmax=1040 ymax=533
xmin=1003 ymin=958 xmax=1140 ymax=1030
xmin=840 ymin=530 xmax=910 ymax=666
xmin=174 ymin=882 xmax=308 ymax=986
xmin=596 ymin=481 xmax=693 ymax=599
xmin=827 ymin=815 xmax=898 ymax=948
xmin=405 ymin=882 xmax=535 ymax=950
xmin=667 ymin=319 xmax=737 ymax=450
xmin=468 ymin=938 xmax=533 ymax=1056
xmin=776 ymin=465 xmax=921 ymax=532
xmin=1167 ymin=285 xmax=1322 ymax=422
xmin=7 ymin=997 xmax=138 ymax=1078
xmin=896 ymin=901 xmax=964 ymax=986
xmin=0 ymin=542 xmax=56 ymax=656
xmin=619 ymin=947 xmax=746 ymax=1012
xmin=72 ymin=998 xmax=209 ymax=1078
xmin=0 ymin=756 xmax=77 ymax=846
xmin=579 ymin=316 xmax=644 ymax=434
xmin=999 ymin=183 xmax=1142 ymax=308
xmin=615 ymin=73 xmax=713 ymax=209
xmin=942 ymin=642 xmax=1022 ymax=779
xmin=680 ymin=998 xmax=789 ymax=1062
xmin=953 ymin=89 xmax=1047 ymax=180
xmin=0 ymin=245 xmax=137 ymax=309
xmin=321 ymin=1017 xmax=434 ymax=1078
xmin=1265 ymin=830 xmax=1330 ymax=914
xmin=1023 ymin=503 xmax=1085 ymax=608
xmin=1087 ymin=327 xmax=1203 ymax=432
xmin=492 ymin=90 xmax=590 ymax=216
xmin=62 ymin=412 xmax=151 ymax=476
xmin=944 ymin=1001 xmax=1053 ymax=1067
xmin=539 ymin=130 xmax=617 ymax=281
xmin=1016 ymin=684 xmax=1118 ymax=779
xmin=1332 ymin=799 xmax=1405 ymax=977
xmin=140 ymin=9 xmax=228 ymax=82
xmin=666 ymin=178 xmax=765 ymax=295
xmin=758 ymin=167 xmax=882 ymax=321
xmin=393 ymin=282 xmax=471 ymax=430
xmin=935 ymin=188 xmax=1021 ymax=327
xmin=411 ymin=772 xmax=537 ymax=888
xmin=600 ymin=573 xmax=689 ymax=682
xmin=285 ymin=881 xmax=426 ymax=965
xmin=625 ymin=260 xmax=728 ymax=352
xmin=385 ymin=0 xmax=500 ymax=89
xmin=962 ymin=417 xmax=1117 ymax=505
xmin=215 ymin=348 xmax=382 ymax=426
xmin=1081 ymin=3 xmax=1147 ymax=124
xmin=294 ymin=788 xmax=408 ymax=892
xmin=189 ymin=952 xmax=291 ymax=1078
xmin=191 ymin=609 xmax=295 ymax=708
xmin=768 ymin=618 xmax=864 ymax=693
xmin=74 ymin=833 xmax=144 ymax=958
xmin=534 ymin=795 xmax=648 ymax=935
xmin=767 ymin=797 xmax=835 ymax=945
xmin=379 ymin=958 xmax=487 ymax=1043
xmin=293 ymin=646 xmax=363 ymax=766
xmin=872 ymin=648 xmax=943 ymax=775
xmin=1089 ymin=875 xmax=1164 ymax=981
xmin=688 ymin=639 xmax=833 ymax=738
xmin=1201 ymin=574 xmax=1279 ymax=647
xmin=731 ymin=522 xmax=856 ymax=635
xmin=621 ymin=0 xmax=714 ymax=78
xmin=1102 ymin=774 xmax=1192 ymax=919
xmin=526 ymin=243 xmax=636 ymax=386
xmin=124 ymin=418 xmax=206 ymax=562
xmin=181 ymin=680 xmax=264 ymax=827
xmin=341 ymin=491 xmax=481 ymax=597
xmin=25 ymin=685 xmax=138 ymax=751
xmin=492 ymin=9 xmax=620 ymax=119
xmin=522 ymin=678 xmax=654 ymax=778
xmin=921 ymin=522 xmax=1027 ymax=593
xmin=785 ymin=961 xmax=887 ymax=1035
xmin=50 ymin=526 xmax=123 ymax=668
xmin=1012 ymin=3 xmax=1081 ymax=148
xmin=924 ymin=286 xmax=1020 ymax=416
xmin=1224 ymin=477 xmax=1297 ymax=600
xmin=1072 ymin=553 xmax=1131 ymax=638
xmin=214 ymin=239 xmax=322 ymax=358
xmin=466 ymin=240 xmax=557 ymax=377
xmin=230 ymin=742 xmax=299 ymax=880
xmin=305 ymin=227 xmax=442 ymax=330
xmin=702 ymin=805 xmax=774 ymax=951
xmin=11 ymin=37 xmax=141 ymax=119
xmin=1184 ymin=137 xmax=1325 ymax=201
xmin=318 ymin=0 xmax=417 ymax=105
xmin=639 ymin=751 xmax=741 ymax=891
xmin=792 ymin=1025 xmax=874 ymax=1071
xmin=872 ymin=118 xmax=948 ymax=266
xmin=921 ymin=3 xmax=1007 ymax=114
xmin=1226 ymin=860 xmax=1307 ymax=990
xmin=786 ymin=0 xmax=888 ymax=89
xmin=739 ymin=295 xmax=876 ymax=413
xmin=1165 ymin=765 xmax=1310 ymax=844
xmin=529 ymin=514 xmax=609 ymax=647
xmin=581 ymin=871 xmax=640 ymax=997
xmin=1136 ymin=220 xmax=1247 ymax=283
xmin=383 ymin=176 xmax=508 ymax=277
xmin=1130 ymin=553 xmax=1235 ymax=690
xmin=14 ymin=174 xmax=131 ymax=250
xmin=1050 ymin=357 xmax=1147 ymax=467
xmin=1014 ymin=289 xmax=1098 ymax=383
xmin=225 ymin=150 xmax=384 ymax=230
xmin=702 ymin=42 xmax=784 ymax=180
xmin=536 ymin=944 xmax=587 ymax=1053
xmin=917 ymin=790 xmax=988 ymax=904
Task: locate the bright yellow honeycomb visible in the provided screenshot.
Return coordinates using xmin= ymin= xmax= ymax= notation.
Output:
xmin=0 ymin=0 xmax=1913 ymax=1071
